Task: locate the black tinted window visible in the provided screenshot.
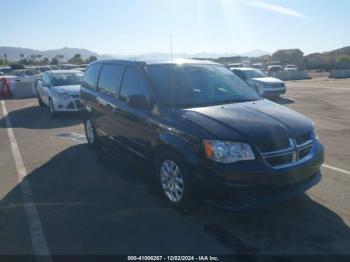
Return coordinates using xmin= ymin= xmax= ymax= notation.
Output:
xmin=83 ymin=63 xmax=101 ymax=89
xmin=98 ymin=64 xmax=123 ymax=96
xmin=120 ymin=67 xmax=149 ymax=102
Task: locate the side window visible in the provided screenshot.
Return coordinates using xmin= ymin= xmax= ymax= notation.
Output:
xmin=97 ymin=64 xmax=123 ymax=97
xmin=120 ymin=67 xmax=150 ymax=102
xmin=83 ymin=63 xmax=102 ymax=89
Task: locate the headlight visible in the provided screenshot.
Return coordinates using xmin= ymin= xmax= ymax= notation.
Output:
xmin=53 ymin=91 xmax=70 ymax=99
xmin=203 ymin=140 xmax=255 ymax=163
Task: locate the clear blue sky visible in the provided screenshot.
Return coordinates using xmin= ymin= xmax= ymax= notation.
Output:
xmin=1 ymin=0 xmax=349 ymax=55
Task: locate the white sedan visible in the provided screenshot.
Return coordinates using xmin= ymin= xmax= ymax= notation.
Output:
xmin=36 ymin=70 xmax=83 ymax=116
xmin=231 ymin=68 xmax=286 ymax=97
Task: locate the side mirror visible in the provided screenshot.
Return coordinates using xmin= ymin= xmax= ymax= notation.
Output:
xmin=128 ymin=94 xmax=153 ymax=111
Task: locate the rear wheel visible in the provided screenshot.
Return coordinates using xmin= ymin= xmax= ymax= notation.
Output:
xmin=37 ymin=94 xmax=45 ymax=107
xmin=84 ymin=117 xmax=99 ymax=149
xmin=157 ymin=151 xmax=193 ymax=210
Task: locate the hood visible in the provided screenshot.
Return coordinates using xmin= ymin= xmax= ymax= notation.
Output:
xmin=177 ymin=99 xmax=313 ymax=144
xmin=250 ymin=77 xmax=284 ymax=84
xmin=53 ymin=85 xmax=80 ymax=95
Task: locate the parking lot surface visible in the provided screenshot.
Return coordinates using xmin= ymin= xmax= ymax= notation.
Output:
xmin=0 ymin=76 xmax=349 ymax=257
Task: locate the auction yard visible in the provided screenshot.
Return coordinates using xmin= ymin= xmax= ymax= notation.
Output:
xmin=0 ymin=76 xmax=349 ymax=256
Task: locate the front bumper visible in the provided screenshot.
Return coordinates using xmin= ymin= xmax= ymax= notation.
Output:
xmin=193 ymin=141 xmax=324 ymax=210
xmin=52 ymin=97 xmax=81 ymax=112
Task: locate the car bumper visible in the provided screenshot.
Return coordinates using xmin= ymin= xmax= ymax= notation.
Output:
xmin=52 ymin=97 xmax=81 ymax=112
xmin=193 ymin=141 xmax=324 ymax=210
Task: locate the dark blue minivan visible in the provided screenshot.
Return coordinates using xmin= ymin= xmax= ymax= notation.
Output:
xmin=80 ymin=59 xmax=324 ymax=210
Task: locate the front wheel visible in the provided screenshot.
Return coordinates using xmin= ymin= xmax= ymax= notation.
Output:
xmin=49 ymin=98 xmax=56 ymax=117
xmin=157 ymin=152 xmax=193 ymax=210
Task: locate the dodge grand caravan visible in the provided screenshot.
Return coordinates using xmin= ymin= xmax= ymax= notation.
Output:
xmin=80 ymin=59 xmax=324 ymax=210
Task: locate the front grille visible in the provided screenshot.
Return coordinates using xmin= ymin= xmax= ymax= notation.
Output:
xmin=299 ymin=146 xmax=312 ymax=159
xmin=265 ymin=154 xmax=294 ymax=167
xmin=259 ymin=133 xmax=314 ymax=168
xmin=267 ymin=83 xmax=285 ymax=88
xmin=295 ymin=132 xmax=312 ymax=145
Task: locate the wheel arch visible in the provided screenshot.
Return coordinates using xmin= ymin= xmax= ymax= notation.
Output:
xmin=153 ymin=133 xmax=200 ymax=169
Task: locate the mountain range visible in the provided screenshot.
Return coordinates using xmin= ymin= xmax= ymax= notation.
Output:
xmin=0 ymin=47 xmax=99 ymax=61
xmin=0 ymin=46 xmax=270 ymax=61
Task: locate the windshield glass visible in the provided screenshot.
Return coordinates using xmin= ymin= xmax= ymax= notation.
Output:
xmin=146 ymin=64 xmax=261 ymax=108
xmin=243 ymin=69 xmax=267 ymax=79
xmin=51 ymin=73 xmax=83 ymax=86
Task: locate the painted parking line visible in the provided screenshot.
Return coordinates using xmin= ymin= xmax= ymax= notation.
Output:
xmin=1 ymin=100 xmax=52 ymax=261
xmin=322 ymin=164 xmax=350 ymax=175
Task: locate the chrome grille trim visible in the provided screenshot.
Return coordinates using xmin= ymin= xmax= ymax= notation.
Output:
xmin=259 ymin=135 xmax=316 ymax=169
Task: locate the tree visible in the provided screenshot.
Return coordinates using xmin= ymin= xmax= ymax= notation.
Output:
xmin=50 ymin=57 xmax=59 ymax=65
xmin=57 ymin=55 xmax=64 ymax=63
xmin=85 ymin=55 xmax=97 ymax=64
xmin=68 ymin=53 xmax=84 ymax=65
xmin=41 ymin=57 xmax=49 ymax=65
xmin=3 ymin=53 xmax=8 ymax=64
xmin=336 ymin=55 xmax=350 ymax=63
xmin=0 ymin=59 xmax=4 ymax=65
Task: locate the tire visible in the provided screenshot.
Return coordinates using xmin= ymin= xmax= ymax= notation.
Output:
xmin=37 ymin=94 xmax=45 ymax=107
xmin=156 ymin=151 xmax=193 ymax=210
xmin=84 ymin=117 xmax=99 ymax=149
xmin=49 ymin=98 xmax=56 ymax=117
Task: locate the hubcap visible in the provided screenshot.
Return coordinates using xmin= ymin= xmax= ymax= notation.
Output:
xmin=160 ymin=160 xmax=184 ymax=202
xmin=85 ymin=119 xmax=95 ymax=144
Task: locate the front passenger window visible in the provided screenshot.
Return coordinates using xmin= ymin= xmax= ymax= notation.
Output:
xmin=120 ymin=67 xmax=150 ymax=103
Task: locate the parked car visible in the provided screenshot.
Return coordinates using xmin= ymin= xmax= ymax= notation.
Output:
xmin=228 ymin=63 xmax=244 ymax=68
xmin=285 ymin=64 xmax=298 ymax=72
xmin=36 ymin=70 xmax=83 ymax=116
xmin=231 ymin=68 xmax=286 ymax=97
xmin=80 ymin=59 xmax=324 ymax=210
xmin=267 ymin=65 xmax=283 ymax=76
xmin=0 ymin=66 xmax=12 ymax=75
xmin=251 ymin=63 xmax=264 ymax=70
xmin=10 ymin=69 xmax=42 ymax=88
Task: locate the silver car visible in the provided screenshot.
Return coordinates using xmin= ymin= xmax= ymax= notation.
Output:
xmin=231 ymin=67 xmax=286 ymax=97
xmin=36 ymin=70 xmax=83 ymax=116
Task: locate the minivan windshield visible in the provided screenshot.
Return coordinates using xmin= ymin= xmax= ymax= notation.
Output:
xmin=146 ymin=64 xmax=261 ymax=108
xmin=51 ymin=73 xmax=83 ymax=86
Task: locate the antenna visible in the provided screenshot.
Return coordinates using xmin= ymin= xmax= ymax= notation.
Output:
xmin=170 ymin=34 xmax=173 ymax=60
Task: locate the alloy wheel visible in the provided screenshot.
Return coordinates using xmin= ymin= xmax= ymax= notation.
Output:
xmin=85 ymin=119 xmax=95 ymax=144
xmin=160 ymin=160 xmax=184 ymax=202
